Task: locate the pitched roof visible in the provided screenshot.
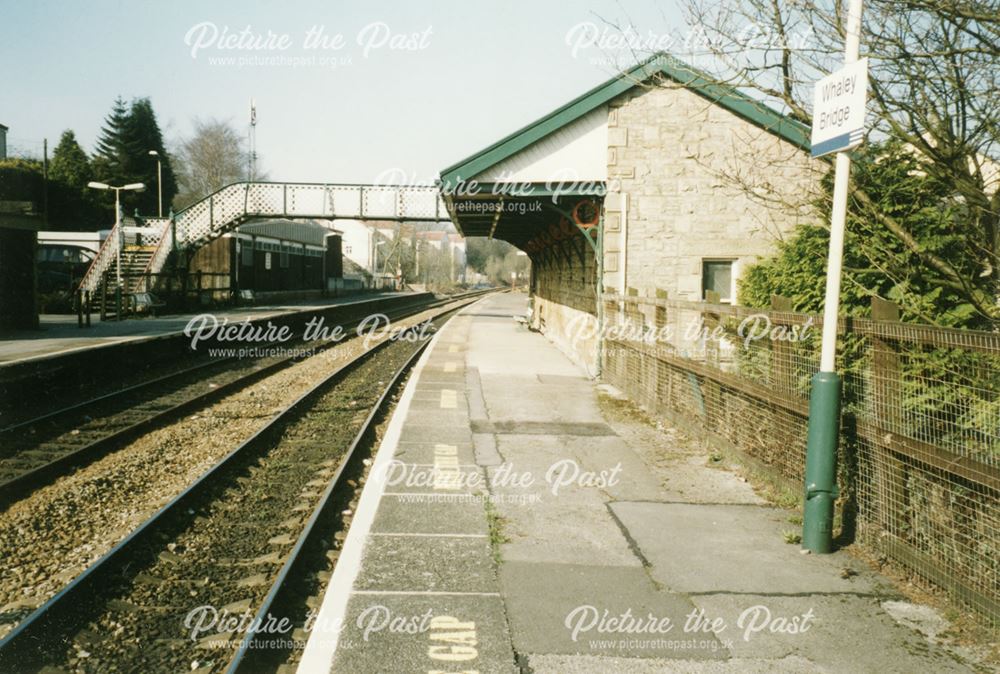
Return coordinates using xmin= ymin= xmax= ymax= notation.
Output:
xmin=439 ymin=53 xmax=810 ymax=186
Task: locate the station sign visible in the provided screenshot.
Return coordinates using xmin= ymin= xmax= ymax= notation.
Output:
xmin=810 ymin=58 xmax=868 ymax=158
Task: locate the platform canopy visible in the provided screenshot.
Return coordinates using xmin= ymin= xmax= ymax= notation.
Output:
xmin=438 ymin=52 xmax=809 ymax=251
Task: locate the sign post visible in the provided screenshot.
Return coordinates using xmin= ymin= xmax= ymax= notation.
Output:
xmin=802 ymin=0 xmax=867 ymax=554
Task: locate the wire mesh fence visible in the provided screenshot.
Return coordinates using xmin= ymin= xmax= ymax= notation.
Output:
xmin=600 ymin=292 xmax=999 ymax=626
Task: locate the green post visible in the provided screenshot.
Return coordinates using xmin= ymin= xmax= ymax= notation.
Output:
xmin=801 ymin=0 xmax=864 ymax=554
xmin=802 ymin=371 xmax=841 ymax=552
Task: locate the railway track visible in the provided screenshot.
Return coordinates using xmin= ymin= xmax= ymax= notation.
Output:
xmin=0 ymin=294 xmax=477 ymax=673
xmin=0 ymin=291 xmax=490 ymax=510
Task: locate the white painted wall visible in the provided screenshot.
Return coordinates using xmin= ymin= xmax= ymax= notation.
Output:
xmin=471 ymin=106 xmax=608 ymax=183
xmin=38 ymin=230 xmax=105 ymax=253
xmin=334 ymin=220 xmax=376 ymax=273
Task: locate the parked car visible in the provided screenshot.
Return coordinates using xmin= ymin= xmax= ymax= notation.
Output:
xmin=37 ymin=244 xmax=95 ymax=295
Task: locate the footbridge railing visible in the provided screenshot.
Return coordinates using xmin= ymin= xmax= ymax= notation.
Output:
xmin=177 ymin=182 xmax=447 ymax=248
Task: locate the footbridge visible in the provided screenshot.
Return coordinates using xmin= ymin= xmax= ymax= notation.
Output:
xmin=78 ymin=181 xmax=449 ymax=296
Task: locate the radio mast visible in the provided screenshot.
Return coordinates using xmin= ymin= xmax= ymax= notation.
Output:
xmin=248 ymin=98 xmax=257 ymax=181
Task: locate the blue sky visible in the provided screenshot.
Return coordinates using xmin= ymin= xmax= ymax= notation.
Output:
xmin=2 ymin=0 xmax=691 ymax=183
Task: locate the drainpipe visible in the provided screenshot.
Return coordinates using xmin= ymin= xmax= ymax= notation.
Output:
xmin=595 ymin=211 xmax=604 ymax=379
xmin=620 ymin=193 xmax=628 ymax=298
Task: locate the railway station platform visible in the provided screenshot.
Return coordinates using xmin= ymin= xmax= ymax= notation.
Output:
xmin=0 ymin=292 xmax=412 ymax=366
xmin=297 ymin=292 xmax=976 ymax=674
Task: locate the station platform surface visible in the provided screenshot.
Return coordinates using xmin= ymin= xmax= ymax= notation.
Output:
xmin=0 ymin=292 xmax=409 ymax=366
xmin=298 ymin=292 xmax=979 ymax=674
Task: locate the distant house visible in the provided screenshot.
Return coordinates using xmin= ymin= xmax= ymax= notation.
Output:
xmin=335 ymin=220 xmax=392 ymax=275
xmin=448 ymin=233 xmax=467 ymax=282
xmin=416 ymin=230 xmax=446 ymax=250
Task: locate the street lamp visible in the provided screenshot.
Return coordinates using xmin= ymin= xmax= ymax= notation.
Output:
xmin=88 ymin=181 xmax=145 ymax=319
xmin=148 ymin=150 xmax=163 ymax=217
xmin=375 ymin=240 xmax=387 ymax=288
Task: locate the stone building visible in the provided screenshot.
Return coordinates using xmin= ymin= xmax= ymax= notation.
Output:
xmin=441 ymin=54 xmax=820 ymax=371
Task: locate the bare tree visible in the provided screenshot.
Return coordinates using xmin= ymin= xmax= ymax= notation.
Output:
xmin=611 ymin=0 xmax=1000 ymax=321
xmin=172 ymin=118 xmax=252 ymax=209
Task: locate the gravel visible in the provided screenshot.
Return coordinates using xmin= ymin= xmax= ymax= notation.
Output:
xmin=0 ymin=304 xmax=452 ymax=641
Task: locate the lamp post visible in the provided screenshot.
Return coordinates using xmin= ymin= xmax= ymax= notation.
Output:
xmin=375 ymin=240 xmax=387 ymax=289
xmin=88 ymin=181 xmax=146 ymax=319
xmin=148 ymin=150 xmax=163 ymax=217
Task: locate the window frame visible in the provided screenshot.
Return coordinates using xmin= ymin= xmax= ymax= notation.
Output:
xmin=701 ymin=258 xmax=736 ymax=304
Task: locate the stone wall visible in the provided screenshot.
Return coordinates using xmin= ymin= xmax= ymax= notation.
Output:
xmin=530 ymin=294 xmax=599 ymax=376
xmin=602 ymin=82 xmax=820 ymax=301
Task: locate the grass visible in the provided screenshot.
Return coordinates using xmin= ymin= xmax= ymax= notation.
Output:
xmin=484 ymin=496 xmax=509 ymax=566
xmin=783 ymin=530 xmax=803 ymax=545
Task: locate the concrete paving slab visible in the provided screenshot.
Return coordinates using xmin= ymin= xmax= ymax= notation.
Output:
xmin=468 ymin=330 xmax=580 ymax=378
xmin=477 ymin=391 xmax=604 ymax=423
xmin=525 ymin=653 xmax=824 ymax=673
xmin=402 ymin=410 xmax=470 ymax=427
xmin=331 ymin=593 xmax=517 ymax=674
xmin=690 ymin=593 xmax=976 ymax=673
xmin=391 ymin=424 xmax=473 ymax=445
xmin=499 ymin=561 xmax=724 ymax=660
xmin=610 ymin=502 xmax=879 ymax=595
xmin=537 ymin=373 xmax=591 ymax=385
xmin=371 ymin=462 xmax=486 ymax=495
xmin=497 ymin=502 xmax=643 ymax=567
xmin=414 ymin=378 xmax=474 ymax=391
xmin=488 ymin=436 xmax=645 ymax=566
xmin=472 ymin=420 xmax=616 ymax=436
xmin=414 ymin=373 xmax=467 ymax=387
xmin=410 ymin=386 xmax=467 ymax=401
xmin=491 ymin=434 xmax=654 ymax=502
xmin=567 ymin=437 xmax=665 ymax=502
xmin=477 ymin=376 xmax=594 ymax=395
xmin=392 ymin=441 xmax=476 ymax=465
xmin=474 ymin=436 xmax=504 ymax=469
xmin=372 ymin=494 xmax=488 ymax=536
xmin=465 ymin=366 xmax=489 ymax=421
xmin=354 ymin=535 xmax=497 ymax=593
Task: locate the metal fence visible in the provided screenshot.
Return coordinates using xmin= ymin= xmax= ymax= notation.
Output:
xmin=600 ymin=292 xmax=999 ymax=626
